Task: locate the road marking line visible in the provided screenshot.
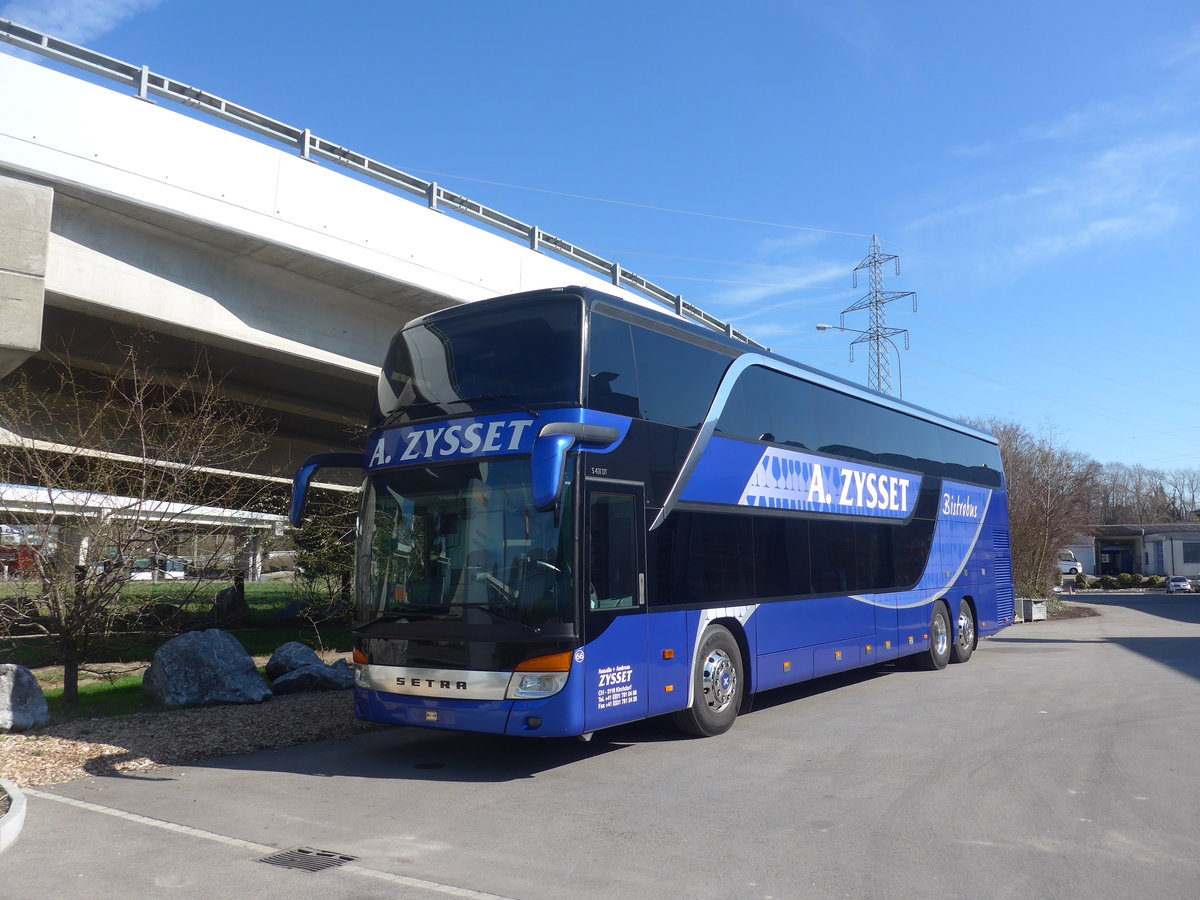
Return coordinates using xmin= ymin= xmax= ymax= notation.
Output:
xmin=24 ymin=788 xmax=272 ymax=853
xmin=24 ymin=788 xmax=514 ymax=899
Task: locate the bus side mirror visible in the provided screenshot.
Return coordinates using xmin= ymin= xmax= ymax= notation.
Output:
xmin=532 ymin=433 xmax=575 ymax=511
xmin=290 ymin=452 xmax=364 ymax=526
xmin=531 ymin=423 xmax=621 ymax=511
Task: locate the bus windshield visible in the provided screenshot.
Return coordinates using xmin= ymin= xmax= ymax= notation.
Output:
xmin=356 ymin=458 xmax=575 ymax=633
xmin=375 ymin=297 xmax=582 ymax=424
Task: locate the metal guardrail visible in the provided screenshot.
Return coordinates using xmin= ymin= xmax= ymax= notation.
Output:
xmin=0 ymin=19 xmax=766 ymax=349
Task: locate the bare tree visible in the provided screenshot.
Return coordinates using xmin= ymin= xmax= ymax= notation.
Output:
xmin=971 ymin=419 xmax=1101 ymax=597
xmin=1162 ymin=468 xmax=1200 ymax=522
xmin=1086 ymin=462 xmax=1200 ymax=525
xmin=0 ymin=342 xmax=278 ymax=705
xmin=290 ymin=487 xmax=358 ymax=644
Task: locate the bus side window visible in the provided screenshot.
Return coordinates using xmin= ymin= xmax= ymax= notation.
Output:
xmin=589 ymin=492 xmax=637 ymax=609
xmin=587 ymin=315 xmax=641 ymax=417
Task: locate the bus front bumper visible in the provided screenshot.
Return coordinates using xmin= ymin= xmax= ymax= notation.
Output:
xmin=354 ymin=686 xmax=585 ymax=738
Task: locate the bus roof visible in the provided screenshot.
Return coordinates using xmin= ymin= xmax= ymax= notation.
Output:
xmin=405 ymin=286 xmax=997 ymax=446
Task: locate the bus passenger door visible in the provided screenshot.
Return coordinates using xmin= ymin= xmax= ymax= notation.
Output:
xmin=582 ymin=480 xmax=649 ymax=732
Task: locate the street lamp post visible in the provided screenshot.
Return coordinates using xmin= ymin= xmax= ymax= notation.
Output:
xmin=815 ymin=323 xmax=907 ymax=398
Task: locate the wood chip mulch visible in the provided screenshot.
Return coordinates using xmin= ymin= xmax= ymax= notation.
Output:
xmin=0 ymin=690 xmax=379 ymax=788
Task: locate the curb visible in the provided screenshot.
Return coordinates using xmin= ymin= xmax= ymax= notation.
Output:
xmin=0 ymin=777 xmax=28 ymax=854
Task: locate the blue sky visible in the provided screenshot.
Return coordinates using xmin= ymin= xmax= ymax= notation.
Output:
xmin=4 ymin=0 xmax=1200 ymax=471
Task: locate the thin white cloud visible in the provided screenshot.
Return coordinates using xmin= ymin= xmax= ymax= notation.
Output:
xmin=752 ymin=229 xmax=831 ymax=260
xmin=1 ymin=0 xmax=168 ymax=45
xmin=1160 ymin=23 xmax=1200 ymax=70
xmin=1012 ymin=206 xmax=1180 ymax=269
xmin=804 ymin=0 xmax=883 ymax=62
xmin=711 ymin=263 xmax=850 ymax=308
xmin=913 ymin=129 xmax=1200 ymax=274
xmin=925 ymin=26 xmax=1200 ymax=278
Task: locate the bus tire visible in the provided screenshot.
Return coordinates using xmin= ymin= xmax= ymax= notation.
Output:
xmin=673 ymin=625 xmax=743 ymax=737
xmin=950 ymin=600 xmax=976 ymax=664
xmin=914 ymin=600 xmax=951 ymax=671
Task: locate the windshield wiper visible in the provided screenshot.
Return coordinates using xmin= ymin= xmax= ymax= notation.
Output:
xmin=358 ymin=611 xmax=412 ymax=628
xmin=451 ymin=394 xmax=541 ymax=418
xmin=366 ymin=601 xmax=542 ymax=634
xmin=374 ymin=400 xmax=443 ymax=433
xmin=374 ymin=393 xmax=541 ymax=433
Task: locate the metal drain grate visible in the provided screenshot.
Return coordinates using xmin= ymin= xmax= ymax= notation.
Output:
xmin=258 ymin=847 xmax=358 ymax=874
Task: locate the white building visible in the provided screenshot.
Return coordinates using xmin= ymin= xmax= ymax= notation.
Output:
xmin=1066 ymin=525 xmax=1200 ymax=579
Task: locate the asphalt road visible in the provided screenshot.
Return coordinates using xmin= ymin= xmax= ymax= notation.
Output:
xmin=5 ymin=593 xmax=1199 ymax=899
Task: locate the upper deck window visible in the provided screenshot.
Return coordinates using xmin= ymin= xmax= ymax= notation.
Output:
xmin=716 ymin=365 xmax=1002 ymax=486
xmin=377 ymin=298 xmax=582 ymax=425
xmin=587 ymin=312 xmax=733 ymax=428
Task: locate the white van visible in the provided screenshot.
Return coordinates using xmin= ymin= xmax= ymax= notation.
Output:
xmin=1055 ymin=551 xmax=1083 ymax=575
xmin=128 ymin=556 xmax=188 ymax=581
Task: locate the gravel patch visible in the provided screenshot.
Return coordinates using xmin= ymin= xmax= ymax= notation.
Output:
xmin=0 ymin=690 xmax=379 ymax=788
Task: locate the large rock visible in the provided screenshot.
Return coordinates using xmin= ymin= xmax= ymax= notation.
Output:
xmin=208 ymin=585 xmax=251 ymax=629
xmin=271 ymin=659 xmax=355 ymax=695
xmin=264 ymin=641 xmax=323 ymax=680
xmin=0 ymin=665 xmax=50 ymax=732
xmin=143 ymin=629 xmax=271 ymax=708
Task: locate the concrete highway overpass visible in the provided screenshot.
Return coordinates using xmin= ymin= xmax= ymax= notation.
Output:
xmin=0 ymin=22 xmax=756 ymax=481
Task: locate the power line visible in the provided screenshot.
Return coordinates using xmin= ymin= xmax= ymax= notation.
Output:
xmin=399 ymin=165 xmax=873 ymax=238
xmin=901 ymin=348 xmax=1200 ymax=456
xmin=914 ymin=308 xmax=1200 ymax=411
xmin=639 ymin=273 xmax=846 ymax=289
xmin=593 ymin=248 xmax=853 ymax=274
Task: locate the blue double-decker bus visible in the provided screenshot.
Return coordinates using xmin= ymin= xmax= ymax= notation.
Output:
xmin=291 ymin=286 xmax=1014 ymax=738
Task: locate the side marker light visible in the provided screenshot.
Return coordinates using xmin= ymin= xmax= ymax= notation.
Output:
xmin=783 ymin=661 xmax=792 ymax=672
xmin=662 ymin=649 xmax=675 ymax=660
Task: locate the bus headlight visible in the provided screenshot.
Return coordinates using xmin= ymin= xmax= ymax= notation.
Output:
xmin=507 ymin=671 xmax=569 ymax=699
xmin=506 ymin=651 xmax=573 ymax=699
xmin=353 ymin=664 xmax=370 ymax=689
xmin=353 ymin=648 xmax=370 ymax=688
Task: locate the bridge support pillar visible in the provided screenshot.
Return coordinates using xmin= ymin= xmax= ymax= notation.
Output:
xmin=0 ymin=174 xmax=51 ymax=378
xmin=236 ymin=532 xmax=265 ymax=582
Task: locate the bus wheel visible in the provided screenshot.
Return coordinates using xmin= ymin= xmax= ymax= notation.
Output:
xmin=914 ymin=601 xmax=951 ymax=671
xmin=673 ymin=625 xmax=743 ymax=737
xmin=950 ymin=601 xmax=976 ymax=664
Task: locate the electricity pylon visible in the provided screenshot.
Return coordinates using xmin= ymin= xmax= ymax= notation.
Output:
xmin=840 ymin=234 xmax=916 ymax=396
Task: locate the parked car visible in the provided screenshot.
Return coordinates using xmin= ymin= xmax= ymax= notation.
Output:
xmin=128 ymin=556 xmax=188 ymax=581
xmin=1167 ymin=576 xmax=1192 ymax=594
